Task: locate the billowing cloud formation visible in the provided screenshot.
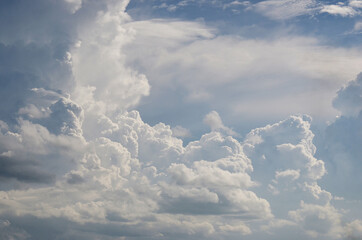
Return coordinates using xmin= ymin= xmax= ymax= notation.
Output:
xmin=289 ymin=202 xmax=343 ymax=238
xmin=203 ymin=111 xmax=237 ymax=136
xmin=0 ymin=0 xmax=361 ymax=239
xmin=320 ymin=74 xmax=362 ymax=199
xmin=0 ymin=100 xmax=272 ymax=238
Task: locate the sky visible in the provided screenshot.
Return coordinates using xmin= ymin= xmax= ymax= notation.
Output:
xmin=0 ymin=0 xmax=361 ymax=239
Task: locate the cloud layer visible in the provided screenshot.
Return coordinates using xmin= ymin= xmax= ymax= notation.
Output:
xmin=0 ymin=0 xmax=361 ymax=239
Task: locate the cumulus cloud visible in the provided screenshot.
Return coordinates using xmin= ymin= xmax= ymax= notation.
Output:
xmin=289 ymin=202 xmax=344 ymax=238
xmin=0 ymin=0 xmax=361 ymax=239
xmin=242 ymin=115 xmax=333 ymax=218
xmin=171 ymin=125 xmax=191 ymax=138
xmin=345 ymin=220 xmax=362 ymax=240
xmin=0 ymin=90 xmax=85 ymax=187
xmin=203 ymin=111 xmax=237 ymax=136
xmin=0 ymin=107 xmax=274 ymax=238
xmin=71 ymin=1 xmax=150 ymax=113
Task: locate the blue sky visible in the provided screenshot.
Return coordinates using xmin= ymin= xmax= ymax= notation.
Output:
xmin=0 ymin=0 xmax=361 ymax=239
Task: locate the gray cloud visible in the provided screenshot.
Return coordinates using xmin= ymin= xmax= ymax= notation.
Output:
xmin=318 ymin=73 xmax=362 ymax=200
xmin=333 ymin=73 xmax=362 ymax=116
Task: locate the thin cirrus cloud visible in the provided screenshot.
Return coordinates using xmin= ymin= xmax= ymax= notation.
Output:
xmin=0 ymin=0 xmax=361 ymax=239
xmin=245 ymin=0 xmax=362 ymax=19
xmin=145 ymin=0 xmax=362 ymax=19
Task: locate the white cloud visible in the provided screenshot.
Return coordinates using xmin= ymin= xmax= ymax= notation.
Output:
xmin=250 ymin=0 xmax=362 ymax=19
xmin=63 ymin=0 xmax=82 ymax=13
xmin=72 ymin=2 xmax=150 ymax=113
xmin=223 ymin=1 xmax=250 ymax=9
xmin=345 ymin=220 xmax=362 ymax=240
xmin=0 ymin=0 xmax=360 ymax=239
xmin=172 ymin=125 xmax=191 ymax=138
xmin=0 ymin=107 xmax=272 ymax=238
xmin=303 ymin=182 xmax=332 ymax=203
xmin=354 ymin=21 xmax=362 ymax=31
xmin=319 ymin=72 xmax=362 ymax=202
xmin=253 ymin=0 xmax=319 ymax=20
xmin=242 ymin=115 xmax=333 ymax=219
xmin=123 ymin=21 xmax=362 ymax=123
xmin=275 ymin=169 xmax=300 ymax=181
xmin=349 ymin=0 xmax=362 ymax=9
xmin=0 ymin=92 xmax=86 ymax=187
xmin=333 ymin=73 xmax=362 ymax=116
xmin=320 ymin=5 xmax=357 ymax=17
xmin=218 ymin=222 xmax=251 ymax=235
xmin=203 ymin=111 xmax=238 ymax=136
xmin=289 ymin=202 xmax=344 ymax=238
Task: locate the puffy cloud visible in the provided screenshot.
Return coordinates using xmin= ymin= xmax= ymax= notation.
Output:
xmin=289 ymin=202 xmax=343 ymax=238
xmin=345 ymin=220 xmax=362 ymax=240
xmin=275 ymin=169 xmax=300 ymax=181
xmin=243 ymin=115 xmax=332 ymax=217
xmin=0 ymin=108 xmax=273 ymax=238
xmin=71 ymin=1 xmax=150 ymax=113
xmin=171 ymin=125 xmax=191 ymax=138
xmin=203 ymin=111 xmax=237 ymax=136
xmin=218 ymin=221 xmax=251 ymax=235
xmin=0 ymin=90 xmax=85 ymax=187
xmin=0 ymin=0 xmax=360 ymax=239
xmin=320 ymin=5 xmax=357 ymax=17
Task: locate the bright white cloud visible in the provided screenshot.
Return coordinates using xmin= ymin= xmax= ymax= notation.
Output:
xmin=320 ymin=4 xmax=357 ymax=17
xmin=72 ymin=1 xmax=150 ymax=113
